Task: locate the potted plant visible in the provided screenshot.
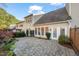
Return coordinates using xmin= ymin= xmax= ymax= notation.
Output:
xmin=46 ymin=32 xmax=51 ymax=40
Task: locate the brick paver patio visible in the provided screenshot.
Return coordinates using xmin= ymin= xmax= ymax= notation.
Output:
xmin=14 ymin=37 xmax=76 ymax=56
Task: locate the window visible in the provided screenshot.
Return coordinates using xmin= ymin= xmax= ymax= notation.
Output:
xmin=60 ymin=28 xmax=65 ymax=35
xmin=38 ymin=28 xmax=40 ymax=35
xmin=35 ymin=28 xmax=37 ymax=35
xmin=41 ymin=27 xmax=44 ymax=35
xmin=53 ymin=28 xmax=57 ymax=38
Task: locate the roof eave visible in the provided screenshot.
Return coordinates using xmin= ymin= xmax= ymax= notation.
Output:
xmin=34 ymin=20 xmax=69 ymax=26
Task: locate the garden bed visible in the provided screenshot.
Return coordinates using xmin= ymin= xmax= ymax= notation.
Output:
xmin=60 ymin=43 xmax=73 ymax=49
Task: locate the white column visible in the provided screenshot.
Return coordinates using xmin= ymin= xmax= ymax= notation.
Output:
xmin=44 ymin=27 xmax=45 ymax=37
xmin=57 ymin=27 xmax=60 ymax=39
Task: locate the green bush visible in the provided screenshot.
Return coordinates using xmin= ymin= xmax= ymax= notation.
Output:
xmin=5 ymin=38 xmax=16 ymax=44
xmin=7 ymin=51 xmax=14 ymax=56
xmin=3 ymin=43 xmax=12 ymax=50
xmin=46 ymin=32 xmax=51 ymax=40
xmin=58 ymin=35 xmax=70 ymax=45
xmin=3 ymin=39 xmax=16 ymax=51
xmin=13 ymin=31 xmax=26 ymax=37
xmin=64 ymin=36 xmax=71 ymax=44
xmin=10 ymin=45 xmax=16 ymax=51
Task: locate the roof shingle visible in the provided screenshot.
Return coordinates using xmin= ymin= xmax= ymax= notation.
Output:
xmin=34 ymin=7 xmax=71 ymax=25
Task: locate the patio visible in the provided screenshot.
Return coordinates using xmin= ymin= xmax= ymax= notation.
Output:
xmin=14 ymin=37 xmax=76 ymax=56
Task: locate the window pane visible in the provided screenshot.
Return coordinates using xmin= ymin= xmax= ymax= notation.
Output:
xmin=35 ymin=28 xmax=37 ymax=35
xmin=53 ymin=28 xmax=57 ymax=38
xmin=60 ymin=28 xmax=65 ymax=35
xmin=38 ymin=28 xmax=40 ymax=35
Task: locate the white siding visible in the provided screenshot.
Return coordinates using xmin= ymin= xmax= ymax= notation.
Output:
xmin=65 ymin=3 xmax=79 ymax=28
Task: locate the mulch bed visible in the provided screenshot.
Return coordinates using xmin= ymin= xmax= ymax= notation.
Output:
xmin=62 ymin=44 xmax=73 ymax=49
xmin=60 ymin=43 xmax=73 ymax=49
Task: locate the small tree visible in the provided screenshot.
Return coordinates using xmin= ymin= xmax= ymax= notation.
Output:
xmin=46 ymin=32 xmax=51 ymax=40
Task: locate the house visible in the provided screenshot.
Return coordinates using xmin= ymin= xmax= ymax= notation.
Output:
xmin=18 ymin=3 xmax=79 ymax=40
xmin=34 ymin=7 xmax=71 ymax=40
xmin=33 ymin=3 xmax=79 ymax=40
xmin=15 ymin=3 xmax=79 ymax=52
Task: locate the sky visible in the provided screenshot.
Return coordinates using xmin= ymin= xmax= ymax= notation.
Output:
xmin=0 ymin=3 xmax=65 ymax=21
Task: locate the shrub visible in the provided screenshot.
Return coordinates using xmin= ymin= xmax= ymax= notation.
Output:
xmin=0 ymin=30 xmax=13 ymax=43
xmin=7 ymin=38 xmax=16 ymax=44
xmin=7 ymin=51 xmax=14 ymax=56
xmin=46 ymin=32 xmax=51 ymax=39
xmin=3 ymin=38 xmax=16 ymax=51
xmin=10 ymin=45 xmax=16 ymax=51
xmin=64 ymin=36 xmax=71 ymax=44
xmin=3 ymin=43 xmax=12 ymax=50
xmin=13 ymin=31 xmax=26 ymax=37
xmin=58 ymin=35 xmax=70 ymax=45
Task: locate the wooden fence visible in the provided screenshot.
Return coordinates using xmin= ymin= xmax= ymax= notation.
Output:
xmin=70 ymin=27 xmax=79 ymax=53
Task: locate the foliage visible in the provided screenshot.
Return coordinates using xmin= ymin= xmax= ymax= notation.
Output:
xmin=13 ymin=31 xmax=26 ymax=37
xmin=10 ymin=45 xmax=16 ymax=51
xmin=7 ymin=51 xmax=14 ymax=56
xmin=3 ymin=41 xmax=14 ymax=50
xmin=3 ymin=43 xmax=12 ymax=50
xmin=0 ymin=29 xmax=16 ymax=56
xmin=46 ymin=32 xmax=51 ymax=40
xmin=2 ymin=38 xmax=16 ymax=56
xmin=0 ymin=30 xmax=14 ymax=43
xmin=0 ymin=8 xmax=19 ymax=29
xmin=58 ymin=35 xmax=70 ymax=45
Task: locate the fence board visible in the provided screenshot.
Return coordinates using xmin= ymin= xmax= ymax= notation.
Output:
xmin=70 ymin=27 xmax=79 ymax=53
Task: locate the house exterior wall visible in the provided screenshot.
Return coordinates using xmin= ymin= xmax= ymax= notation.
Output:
xmin=34 ymin=22 xmax=70 ymax=40
xmin=24 ymin=14 xmax=43 ymax=36
xmin=16 ymin=21 xmax=27 ymax=33
xmin=66 ymin=3 xmax=79 ymax=28
xmin=25 ymin=14 xmax=43 ymax=31
xmin=25 ymin=15 xmax=34 ymax=30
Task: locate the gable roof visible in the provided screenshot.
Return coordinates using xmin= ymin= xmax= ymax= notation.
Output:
xmin=24 ymin=14 xmax=33 ymax=19
xmin=34 ymin=7 xmax=71 ymax=25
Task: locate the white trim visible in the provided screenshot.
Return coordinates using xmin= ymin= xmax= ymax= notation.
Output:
xmin=34 ymin=20 xmax=69 ymax=26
